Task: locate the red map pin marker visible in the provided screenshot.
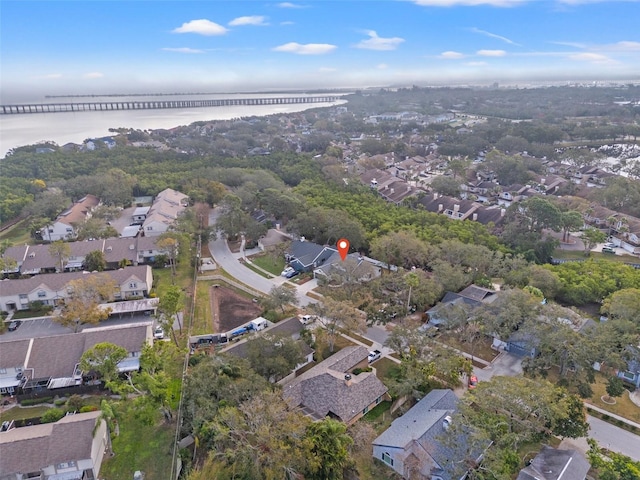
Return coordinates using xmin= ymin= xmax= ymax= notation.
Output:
xmin=337 ymin=238 xmax=350 ymax=261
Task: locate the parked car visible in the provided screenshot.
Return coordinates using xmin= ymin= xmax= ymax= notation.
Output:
xmin=7 ymin=321 xmax=21 ymax=332
xmin=300 ymin=314 xmax=315 ymax=325
xmin=368 ymin=350 xmax=382 ymax=363
xmin=602 ymin=246 xmax=615 ymax=254
xmin=604 ymin=242 xmax=616 ymax=249
xmin=153 ymin=326 xmax=165 ymax=340
xmin=284 ymin=269 xmax=299 ymax=279
xmin=468 ymin=375 xmax=478 ymax=389
xmin=281 ymin=266 xmax=296 ymax=277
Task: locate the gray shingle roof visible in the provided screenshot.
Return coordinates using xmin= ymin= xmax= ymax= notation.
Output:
xmin=517 ymin=446 xmax=590 ymax=480
xmin=282 ymin=346 xmax=388 ymax=423
xmin=0 ymin=411 xmax=102 ymax=477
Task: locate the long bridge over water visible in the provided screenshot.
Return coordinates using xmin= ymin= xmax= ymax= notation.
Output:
xmin=0 ymin=95 xmax=341 ymax=114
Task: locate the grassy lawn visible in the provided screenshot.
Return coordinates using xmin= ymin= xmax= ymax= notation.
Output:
xmin=0 ymin=218 xmax=32 ymax=245
xmin=587 ymin=374 xmax=640 ymax=424
xmin=242 ymin=260 xmax=273 ymax=279
xmin=250 ymin=253 xmax=285 ymax=276
xmin=11 ymin=308 xmax=54 ymax=319
xmin=192 ymin=280 xmax=213 ymax=336
xmin=363 ymin=400 xmax=392 ymax=424
xmin=438 ymin=333 xmax=498 ymax=363
xmin=374 ymin=357 xmax=402 ymax=385
xmin=100 ymin=401 xmax=175 ymax=480
xmin=0 ymin=405 xmax=51 ymax=422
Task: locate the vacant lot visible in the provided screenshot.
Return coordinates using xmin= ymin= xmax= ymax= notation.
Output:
xmin=211 ymin=285 xmax=263 ymax=333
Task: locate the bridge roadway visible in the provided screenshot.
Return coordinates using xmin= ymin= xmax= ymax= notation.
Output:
xmin=0 ymin=95 xmax=340 ymax=114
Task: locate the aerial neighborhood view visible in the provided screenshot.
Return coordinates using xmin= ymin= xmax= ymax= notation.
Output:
xmin=1 ymin=1 xmax=640 ymax=479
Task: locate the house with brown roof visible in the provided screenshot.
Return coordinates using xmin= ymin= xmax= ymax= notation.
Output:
xmin=282 ymin=345 xmax=390 ymax=425
xmin=41 ymin=195 xmax=101 ymax=242
xmin=0 ymin=323 xmax=152 ymax=394
xmin=142 ymin=188 xmax=189 ymax=237
xmin=0 ymin=265 xmax=153 ymax=312
xmin=0 ymin=410 xmax=109 ymax=480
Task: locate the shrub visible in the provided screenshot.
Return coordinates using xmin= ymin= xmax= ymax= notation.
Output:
xmin=21 ymin=396 xmax=53 ymax=406
xmin=79 ymin=405 xmax=99 ymax=413
xmin=577 ymin=382 xmax=593 ymax=398
xmin=54 ymin=399 xmax=67 ymax=407
xmin=352 ymin=367 xmax=373 ymax=375
xmin=41 ymin=408 xmax=65 ymax=424
xmin=66 ymin=394 xmax=84 ymax=411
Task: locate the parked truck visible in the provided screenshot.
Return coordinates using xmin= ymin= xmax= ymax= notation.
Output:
xmin=368 ymin=350 xmax=382 ymax=363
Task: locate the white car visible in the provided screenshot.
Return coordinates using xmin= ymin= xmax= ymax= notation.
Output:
xmin=604 ymin=242 xmax=616 ymax=249
xmin=154 ymin=326 xmax=165 ymax=340
xmin=281 ymin=267 xmax=295 ymax=277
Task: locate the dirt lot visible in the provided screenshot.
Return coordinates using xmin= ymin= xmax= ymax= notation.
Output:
xmin=210 ymin=285 xmax=262 ymax=333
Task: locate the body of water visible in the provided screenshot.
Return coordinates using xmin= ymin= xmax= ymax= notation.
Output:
xmin=0 ymin=93 xmax=347 ymax=158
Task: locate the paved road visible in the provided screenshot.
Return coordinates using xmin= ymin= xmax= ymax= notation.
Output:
xmin=1 ymin=314 xmax=156 ymax=342
xmin=208 ymin=208 xmax=315 ymax=306
xmin=587 ymin=415 xmax=640 ymax=461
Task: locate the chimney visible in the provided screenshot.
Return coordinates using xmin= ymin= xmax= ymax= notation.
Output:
xmin=501 ymin=208 xmax=506 ymax=217
xmin=472 ymin=213 xmax=478 ymax=221
xmin=454 ymin=204 xmax=460 ymax=213
xmin=438 ymin=204 xmax=443 ymax=212
xmin=390 ymin=188 xmax=395 ymax=194
xmin=344 ymin=374 xmax=352 ymax=386
xmin=433 ymin=193 xmax=438 ymax=200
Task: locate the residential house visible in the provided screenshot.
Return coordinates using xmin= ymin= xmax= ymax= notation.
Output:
xmin=373 ymin=389 xmax=486 ymax=480
xmin=286 ymin=240 xmax=337 ymax=273
xmin=313 ymin=252 xmax=383 ymax=281
xmin=0 ymin=265 xmax=153 ymax=312
xmin=0 ymin=323 xmax=152 ymax=395
xmin=222 ymin=316 xmax=315 ymax=379
xmin=142 ymin=188 xmax=189 ymax=237
xmin=41 ymin=195 xmax=101 ymax=242
xmin=615 ymin=346 xmax=640 ymax=389
xmin=132 ymin=206 xmax=150 ymax=223
xmin=0 ymin=411 xmax=110 ymax=480
xmin=516 ymin=446 xmax=590 ymax=480
xmin=583 ymin=205 xmax=640 ymax=255
xmin=282 ymin=346 xmax=390 ymax=425
xmin=425 ymin=285 xmax=498 ymax=329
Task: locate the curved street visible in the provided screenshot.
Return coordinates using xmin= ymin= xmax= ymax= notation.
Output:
xmin=207 ymin=208 xmax=316 ymax=306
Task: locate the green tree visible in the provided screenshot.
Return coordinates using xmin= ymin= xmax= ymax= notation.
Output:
xmin=54 ymin=273 xmax=116 ymax=332
xmin=305 ymin=419 xmax=354 ymax=480
xmin=605 ymin=376 xmax=625 ymax=403
xmin=430 ymin=176 xmax=462 ymax=197
xmin=312 ymin=297 xmax=365 ymax=353
xmin=158 ymin=285 xmax=184 ymax=340
xmin=84 ymin=250 xmax=106 ymax=271
xmin=156 ymin=233 xmax=180 ymax=282
xmin=560 ymin=210 xmax=584 ymax=243
xmin=602 ymin=288 xmax=640 ymax=323
xmin=370 ymin=230 xmax=431 ymax=270
xmin=245 ymin=333 xmax=304 ymax=381
xmin=264 ymin=285 xmax=298 ymax=314
xmin=80 ymin=342 xmax=128 ymax=388
xmin=41 ymin=408 xmax=65 ymax=424
xmin=49 ymin=240 xmax=71 ymax=272
xmin=581 ymin=227 xmax=606 ymax=255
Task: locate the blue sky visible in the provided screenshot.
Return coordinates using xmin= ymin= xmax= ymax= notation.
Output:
xmin=1 ymin=0 xmax=639 ymax=99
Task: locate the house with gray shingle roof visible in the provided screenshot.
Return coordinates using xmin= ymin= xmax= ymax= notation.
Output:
xmin=0 ymin=323 xmax=152 ymax=393
xmin=0 ymin=410 xmax=109 ymax=480
xmin=516 ymin=446 xmax=590 ymax=480
xmin=282 ymin=346 xmax=389 ymax=425
xmin=373 ymin=389 xmax=485 ymax=480
xmin=286 ymin=240 xmax=337 ymax=273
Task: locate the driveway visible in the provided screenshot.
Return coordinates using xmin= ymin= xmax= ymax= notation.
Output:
xmin=208 ymin=208 xmax=315 ymax=306
xmin=473 ymin=351 xmax=523 ymax=382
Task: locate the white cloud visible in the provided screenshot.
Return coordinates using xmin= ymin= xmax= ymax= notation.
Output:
xmin=477 ymin=49 xmax=507 ymax=56
xmin=601 ymin=41 xmax=640 ymax=51
xmin=569 ymin=52 xmax=615 ymax=63
xmin=377 ymin=63 xmax=389 ymax=69
xmin=228 ymin=16 xmax=268 ymax=26
xmin=172 ymin=19 xmax=228 ymax=36
xmin=469 ymin=27 xmax=521 ymax=46
xmin=277 ymin=2 xmax=304 ymax=7
xmin=83 ymin=72 xmax=104 ymax=79
xmin=280 ymin=21 xmax=295 ymax=25
xmin=355 ymin=30 xmax=405 ymax=51
xmin=162 ymin=47 xmax=205 ymax=54
xmin=272 ymin=42 xmax=337 ymax=55
xmin=439 ymin=50 xmax=465 ymax=59
xmin=549 ymin=41 xmax=587 ymax=49
xmin=412 ymin=0 xmax=527 ymax=6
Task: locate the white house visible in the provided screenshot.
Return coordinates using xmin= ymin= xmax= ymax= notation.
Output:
xmin=0 ymin=265 xmax=153 ymax=312
xmin=41 ymin=195 xmax=101 ymax=242
xmin=142 ymin=188 xmax=188 ymax=237
xmin=0 ymin=411 xmax=110 ymax=480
